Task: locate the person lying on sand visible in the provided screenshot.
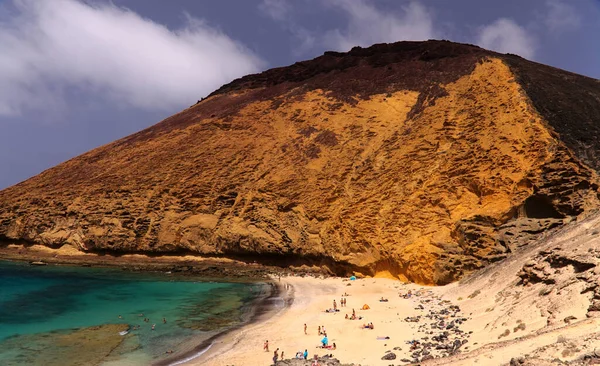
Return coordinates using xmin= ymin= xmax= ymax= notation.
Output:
xmin=379 ymin=297 xmax=388 ymax=302
xmin=323 ymin=342 xmax=337 ymax=350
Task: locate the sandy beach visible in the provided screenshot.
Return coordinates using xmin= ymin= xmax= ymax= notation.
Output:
xmin=7 ymin=213 xmax=600 ymax=365
xmin=194 ymin=271 xmax=600 ymax=366
xmin=197 ymin=275 xmax=453 ymax=366
xmin=196 ymin=213 xmax=600 ymax=366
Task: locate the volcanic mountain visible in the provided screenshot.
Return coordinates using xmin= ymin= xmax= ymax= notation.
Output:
xmin=2 ymin=40 xmax=600 ymax=284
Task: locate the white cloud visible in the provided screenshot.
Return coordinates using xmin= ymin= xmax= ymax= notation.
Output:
xmin=258 ymin=0 xmax=315 ymax=56
xmin=476 ymin=18 xmax=536 ymax=59
xmin=258 ymin=0 xmax=436 ymax=55
xmin=323 ymin=0 xmax=437 ymax=51
xmin=544 ymin=0 xmax=581 ymax=32
xmin=0 ymin=0 xmax=264 ymax=117
xmin=258 ymin=0 xmax=290 ymax=22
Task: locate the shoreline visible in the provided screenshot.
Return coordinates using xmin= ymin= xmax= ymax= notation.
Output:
xmin=196 ymin=276 xmax=475 ymax=366
xmin=7 ymin=245 xmax=600 ymax=365
xmin=155 ymin=280 xmax=284 ymax=366
xmin=0 ymin=245 xmax=290 ymax=366
xmin=189 ymin=278 xmax=292 ymax=365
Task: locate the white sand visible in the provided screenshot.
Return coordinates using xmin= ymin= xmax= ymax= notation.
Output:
xmin=193 ymin=271 xmax=600 ymax=366
xmin=195 ymin=212 xmax=600 ymax=366
xmin=198 ymin=276 xmax=436 ymax=366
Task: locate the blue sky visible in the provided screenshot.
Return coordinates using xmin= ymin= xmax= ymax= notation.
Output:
xmin=0 ymin=0 xmax=599 ymax=189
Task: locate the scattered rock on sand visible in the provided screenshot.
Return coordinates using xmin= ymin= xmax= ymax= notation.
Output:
xmin=381 ymin=352 xmax=396 ymax=360
xmin=277 ymin=354 xmax=356 ymax=365
xmin=509 ymin=356 xmax=525 ymax=365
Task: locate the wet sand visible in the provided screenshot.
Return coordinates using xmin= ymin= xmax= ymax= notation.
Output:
xmin=156 ymin=281 xmax=284 ymax=366
xmin=194 ymin=276 xmax=445 ymax=366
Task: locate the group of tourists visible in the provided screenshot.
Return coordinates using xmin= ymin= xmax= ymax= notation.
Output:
xmin=264 ymin=289 xmax=354 ymax=365
xmin=266 ymin=339 xmax=309 ymax=365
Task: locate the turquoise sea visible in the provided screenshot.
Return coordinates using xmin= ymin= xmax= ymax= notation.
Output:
xmin=0 ymin=260 xmax=269 ymax=365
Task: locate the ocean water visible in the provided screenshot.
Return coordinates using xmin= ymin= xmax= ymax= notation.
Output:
xmin=0 ymin=260 xmax=268 ymax=365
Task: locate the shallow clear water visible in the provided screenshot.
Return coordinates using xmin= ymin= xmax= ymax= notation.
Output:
xmin=0 ymin=260 xmax=266 ymax=365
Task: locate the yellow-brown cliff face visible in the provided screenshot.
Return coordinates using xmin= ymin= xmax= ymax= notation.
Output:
xmin=2 ymin=41 xmax=600 ymax=284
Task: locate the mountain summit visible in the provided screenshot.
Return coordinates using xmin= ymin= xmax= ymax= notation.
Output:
xmin=2 ymin=40 xmax=600 ymax=284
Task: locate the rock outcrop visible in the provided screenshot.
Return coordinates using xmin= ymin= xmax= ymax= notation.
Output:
xmin=1 ymin=40 xmax=600 ymax=284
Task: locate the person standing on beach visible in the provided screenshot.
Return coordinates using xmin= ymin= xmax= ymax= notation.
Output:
xmin=304 ymin=323 xmax=307 ymax=334
xmin=264 ymin=340 xmax=269 ymax=352
xmin=318 ymin=325 xmax=321 ymax=335
xmin=333 ymin=300 xmax=337 ymax=310
xmin=304 ymin=349 xmax=308 ymax=360
xmin=273 ymin=348 xmax=279 ymax=364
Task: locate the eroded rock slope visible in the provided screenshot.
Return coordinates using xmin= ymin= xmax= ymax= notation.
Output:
xmin=1 ymin=41 xmax=600 ymax=284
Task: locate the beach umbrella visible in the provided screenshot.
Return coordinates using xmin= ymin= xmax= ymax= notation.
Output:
xmin=350 ymin=276 xmax=356 ymax=281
